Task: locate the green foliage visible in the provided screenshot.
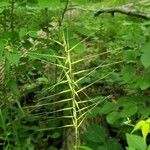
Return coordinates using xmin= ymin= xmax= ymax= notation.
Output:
xmin=125 ymin=118 xmax=150 ymax=150
xmin=132 ymin=118 xmax=150 ymax=142
xmin=126 ymin=134 xmax=147 ymax=150
xmin=82 ymin=124 xmax=122 ymax=150
xmin=141 ymin=42 xmax=150 ymax=69
xmin=0 ymin=0 xmax=150 ymax=149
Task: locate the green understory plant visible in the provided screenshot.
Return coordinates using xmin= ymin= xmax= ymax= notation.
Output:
xmin=0 ymin=0 xmax=150 ymax=150
xmin=126 ymin=133 xmax=150 ymax=150
xmin=125 ymin=118 xmax=150 ymax=150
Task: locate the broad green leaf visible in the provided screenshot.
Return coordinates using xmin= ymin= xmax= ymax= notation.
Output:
xmin=100 ymin=101 xmax=118 ymax=115
xmin=141 ymin=122 xmax=149 ymax=142
xmin=127 ymin=147 xmax=136 ymax=150
xmin=119 ymin=101 xmax=137 ymax=118
xmin=106 ymin=112 xmax=120 ymax=124
xmin=7 ymin=79 xmax=20 ymax=96
xmin=141 ymin=52 xmax=150 ymax=68
xmin=132 ymin=120 xmax=145 ymax=133
xmin=142 ymin=41 xmax=150 ymax=51
xmin=79 ymin=146 xmax=93 ymax=150
xmin=132 ymin=119 xmax=150 ymax=142
xmin=121 ymin=66 xmax=137 ymax=83
xmin=141 ymin=42 xmax=150 ymax=69
xmin=5 ymin=52 xmax=20 ymax=66
xmin=107 ymin=138 xmax=122 ymax=150
xmin=123 ymin=50 xmax=137 ymax=62
xmin=147 ymin=145 xmax=150 ymax=150
xmin=126 ymin=134 xmax=147 ymax=150
xmin=86 ymin=106 xmax=101 ymax=118
xmin=137 ymin=70 xmax=150 ymax=90
xmin=82 ymin=124 xmax=107 ymax=143
xmin=93 ymin=138 xmax=122 ymax=150
xmin=146 ymin=118 xmax=150 ymax=124
xmin=138 ymin=78 xmax=150 ymax=90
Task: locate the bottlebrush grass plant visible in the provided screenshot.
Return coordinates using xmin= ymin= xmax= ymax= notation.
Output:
xmin=0 ymin=0 xmax=150 ymax=150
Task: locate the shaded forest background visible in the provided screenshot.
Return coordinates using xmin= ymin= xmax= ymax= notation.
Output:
xmin=0 ymin=0 xmax=150 ymax=150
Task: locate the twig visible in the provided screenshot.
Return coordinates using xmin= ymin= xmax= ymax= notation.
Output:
xmin=95 ymin=7 xmax=150 ymax=19
xmin=94 ymin=0 xmax=150 ymax=19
